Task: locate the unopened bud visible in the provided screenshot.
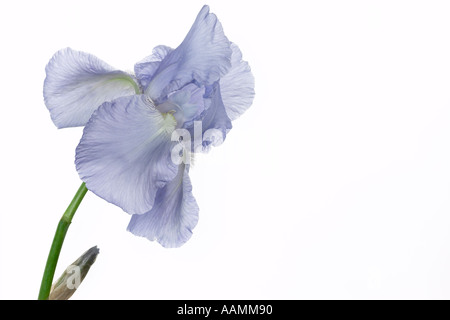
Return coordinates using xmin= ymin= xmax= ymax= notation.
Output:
xmin=49 ymin=246 xmax=99 ymax=300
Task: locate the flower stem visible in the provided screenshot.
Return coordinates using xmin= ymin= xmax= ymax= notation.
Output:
xmin=38 ymin=182 xmax=88 ymax=300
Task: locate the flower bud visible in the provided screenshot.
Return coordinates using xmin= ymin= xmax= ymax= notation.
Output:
xmin=49 ymin=246 xmax=99 ymax=300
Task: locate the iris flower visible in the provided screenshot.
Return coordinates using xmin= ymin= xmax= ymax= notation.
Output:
xmin=43 ymin=5 xmax=254 ymax=248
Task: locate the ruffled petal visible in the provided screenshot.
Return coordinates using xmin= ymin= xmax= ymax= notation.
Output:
xmin=145 ymin=5 xmax=232 ymax=102
xmin=134 ymin=45 xmax=173 ymax=90
xmin=44 ymin=48 xmax=140 ymax=128
xmin=127 ymin=164 xmax=199 ymax=248
xmin=220 ymin=43 xmax=255 ymax=121
xmin=75 ymin=95 xmax=178 ymax=215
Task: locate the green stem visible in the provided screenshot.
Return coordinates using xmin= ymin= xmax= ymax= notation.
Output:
xmin=38 ymin=182 xmax=88 ymax=300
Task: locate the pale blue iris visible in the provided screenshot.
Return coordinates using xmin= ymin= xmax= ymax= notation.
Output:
xmin=43 ymin=5 xmax=254 ymax=247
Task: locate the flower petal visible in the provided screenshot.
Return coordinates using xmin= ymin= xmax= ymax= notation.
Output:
xmin=192 ymin=82 xmax=232 ymax=153
xmin=127 ymin=164 xmax=199 ymax=248
xmin=134 ymin=45 xmax=173 ymax=89
xmin=44 ymin=48 xmax=140 ymax=128
xmin=75 ymin=95 xmax=178 ymax=215
xmin=157 ymin=83 xmax=206 ymax=126
xmin=220 ymin=43 xmax=255 ymax=121
xmin=145 ymin=5 xmax=232 ymax=102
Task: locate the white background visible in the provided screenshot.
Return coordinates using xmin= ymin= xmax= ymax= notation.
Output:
xmin=1 ymin=0 xmax=450 ymax=300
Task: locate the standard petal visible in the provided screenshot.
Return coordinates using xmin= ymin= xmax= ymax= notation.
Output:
xmin=127 ymin=164 xmax=199 ymax=248
xmin=220 ymin=43 xmax=255 ymax=121
xmin=191 ymin=82 xmax=232 ymax=153
xmin=145 ymin=5 xmax=232 ymax=102
xmin=134 ymin=45 xmax=173 ymax=90
xmin=44 ymin=48 xmax=140 ymax=128
xmin=75 ymin=95 xmax=178 ymax=215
